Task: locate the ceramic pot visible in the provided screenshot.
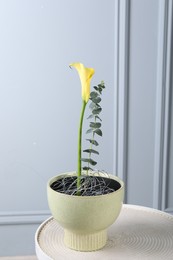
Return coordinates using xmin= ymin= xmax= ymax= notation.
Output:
xmin=47 ymin=172 xmax=124 ymax=251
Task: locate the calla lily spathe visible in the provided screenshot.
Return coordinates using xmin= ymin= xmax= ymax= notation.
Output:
xmin=70 ymin=63 xmax=95 ymax=103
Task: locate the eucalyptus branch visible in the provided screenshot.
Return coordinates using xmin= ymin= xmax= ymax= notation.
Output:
xmin=82 ymin=81 xmax=105 ymax=172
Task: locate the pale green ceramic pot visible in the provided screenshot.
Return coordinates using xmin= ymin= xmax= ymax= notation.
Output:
xmin=47 ymin=172 xmax=124 ymax=251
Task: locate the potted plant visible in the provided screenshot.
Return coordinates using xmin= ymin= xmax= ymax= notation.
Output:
xmin=47 ymin=63 xmax=124 ymax=252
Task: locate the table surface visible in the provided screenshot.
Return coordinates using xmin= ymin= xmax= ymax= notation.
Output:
xmin=35 ymin=204 xmax=173 ymax=260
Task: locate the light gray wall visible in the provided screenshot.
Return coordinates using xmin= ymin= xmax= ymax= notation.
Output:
xmin=167 ymin=67 xmax=173 ymax=211
xmin=114 ymin=0 xmax=173 ymax=212
xmin=126 ymin=0 xmax=159 ymax=206
xmin=0 ymin=0 xmax=173 ymax=256
xmin=0 ymin=0 xmax=115 ymax=256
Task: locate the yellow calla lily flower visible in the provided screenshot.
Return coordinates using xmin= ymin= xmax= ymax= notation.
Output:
xmin=70 ymin=62 xmax=95 ymax=103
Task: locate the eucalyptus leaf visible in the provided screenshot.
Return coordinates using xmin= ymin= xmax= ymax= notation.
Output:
xmin=92 ymin=97 xmax=101 ymax=104
xmin=89 ymin=102 xmax=96 ymax=110
xmin=90 ymin=91 xmax=98 ymax=99
xmin=86 ymin=128 xmax=93 ymax=134
xmin=83 ymin=149 xmax=99 ymax=155
xmin=81 ymin=158 xmax=97 ymax=166
xmin=92 ymin=107 xmax=102 ymax=115
xmin=83 ymin=166 xmax=93 ymax=171
xmin=90 ymin=122 xmax=101 ymax=128
xmin=94 ymin=129 xmax=102 ymax=136
xmin=95 ymin=115 xmax=102 ymax=121
xmin=98 ymin=83 xmax=105 ymax=89
xmin=86 ymin=139 xmax=99 ymax=146
xmin=98 ymin=88 xmax=103 ymax=94
xmin=87 ymin=114 xmax=94 ymax=119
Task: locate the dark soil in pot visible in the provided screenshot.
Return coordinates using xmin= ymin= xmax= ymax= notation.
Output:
xmin=50 ymin=175 xmax=121 ymax=196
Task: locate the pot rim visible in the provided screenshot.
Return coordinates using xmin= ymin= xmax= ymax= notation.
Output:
xmin=47 ymin=171 xmax=124 ymax=198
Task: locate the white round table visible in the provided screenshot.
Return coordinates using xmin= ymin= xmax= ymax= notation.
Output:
xmin=35 ymin=204 xmax=173 ymax=260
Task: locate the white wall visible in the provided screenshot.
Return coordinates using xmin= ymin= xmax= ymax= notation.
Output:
xmin=0 ymin=0 xmax=173 ymax=256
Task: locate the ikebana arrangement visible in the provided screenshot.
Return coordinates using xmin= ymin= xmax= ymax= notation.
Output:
xmin=47 ymin=63 xmax=124 ymax=251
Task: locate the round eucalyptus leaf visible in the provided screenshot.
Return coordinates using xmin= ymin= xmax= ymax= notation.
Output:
xmin=90 ymin=122 xmax=101 ymax=128
xmin=90 ymin=91 xmax=98 ymax=98
xmin=92 ymin=107 xmax=102 ymax=115
xmin=92 ymin=97 xmax=101 ymax=104
xmin=94 ymin=129 xmax=102 ymax=136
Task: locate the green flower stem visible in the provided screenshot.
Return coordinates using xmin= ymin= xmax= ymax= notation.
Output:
xmin=77 ymin=100 xmax=87 ymax=193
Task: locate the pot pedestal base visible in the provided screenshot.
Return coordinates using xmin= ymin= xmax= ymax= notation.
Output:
xmin=64 ymin=229 xmax=107 ymax=251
